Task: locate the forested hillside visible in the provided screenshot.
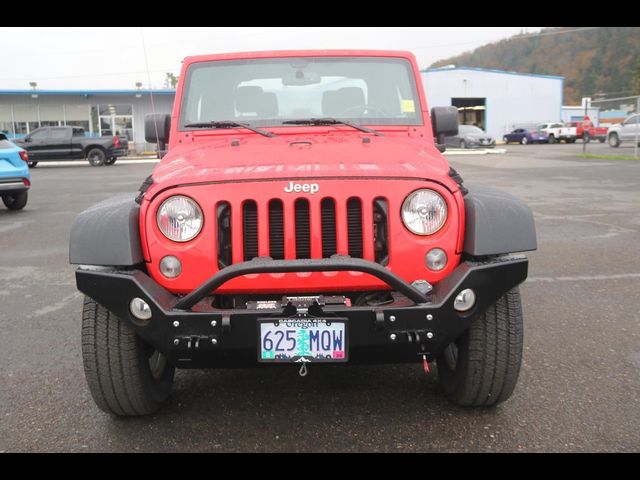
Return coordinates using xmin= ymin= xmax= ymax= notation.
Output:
xmin=430 ymin=27 xmax=640 ymax=104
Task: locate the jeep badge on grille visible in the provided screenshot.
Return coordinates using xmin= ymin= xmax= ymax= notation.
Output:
xmin=284 ymin=181 xmax=319 ymax=194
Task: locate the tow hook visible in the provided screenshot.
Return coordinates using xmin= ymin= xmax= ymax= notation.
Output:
xmin=296 ymin=357 xmax=310 ymax=377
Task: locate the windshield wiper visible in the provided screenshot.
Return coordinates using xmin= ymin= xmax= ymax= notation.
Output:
xmin=282 ymin=118 xmax=383 ymax=136
xmin=183 ymin=120 xmax=277 ymax=138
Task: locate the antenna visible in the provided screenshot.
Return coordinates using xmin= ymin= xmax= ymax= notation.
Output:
xmin=140 ymin=28 xmax=162 ymax=153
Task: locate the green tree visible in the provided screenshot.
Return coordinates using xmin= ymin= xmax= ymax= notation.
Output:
xmin=164 ymin=72 xmax=179 ymax=89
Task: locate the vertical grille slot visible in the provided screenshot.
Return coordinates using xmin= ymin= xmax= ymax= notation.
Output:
xmin=268 ymin=199 xmax=285 ymax=260
xmin=216 ymin=202 xmax=232 ymax=269
xmin=320 ymin=198 xmax=337 ymax=258
xmin=347 ymin=197 xmax=363 ymax=258
xmin=373 ymin=198 xmax=389 ymax=265
xmin=242 ymin=200 xmax=258 ymax=261
xmin=295 ymin=198 xmax=311 ymax=259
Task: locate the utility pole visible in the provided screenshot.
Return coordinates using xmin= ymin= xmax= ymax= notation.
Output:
xmin=635 ymin=96 xmax=639 ymax=159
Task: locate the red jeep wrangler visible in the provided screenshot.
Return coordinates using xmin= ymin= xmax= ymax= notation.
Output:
xmin=70 ymin=50 xmax=537 ymax=416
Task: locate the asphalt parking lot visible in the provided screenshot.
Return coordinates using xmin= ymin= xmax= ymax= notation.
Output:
xmin=1 ymin=142 xmax=639 ymax=452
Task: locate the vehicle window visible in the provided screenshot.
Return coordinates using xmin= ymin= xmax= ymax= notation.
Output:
xmin=624 ymin=115 xmax=639 ymax=125
xmin=30 ymin=129 xmax=49 ymax=139
xmin=50 ymin=128 xmax=68 ymax=139
xmin=552 ymin=123 xmax=563 ymax=128
xmin=72 ymin=128 xmax=86 ymax=137
xmin=180 ymin=57 xmax=423 ymax=128
xmin=459 ymin=125 xmax=484 ymax=135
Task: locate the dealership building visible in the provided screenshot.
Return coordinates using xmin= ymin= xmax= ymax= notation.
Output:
xmin=421 ymin=66 xmax=564 ymax=140
xmin=0 ymin=89 xmax=174 ymax=153
xmin=2 ymin=67 xmax=567 ymax=151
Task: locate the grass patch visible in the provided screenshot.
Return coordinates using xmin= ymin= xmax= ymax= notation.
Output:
xmin=578 ymin=153 xmax=640 ymax=161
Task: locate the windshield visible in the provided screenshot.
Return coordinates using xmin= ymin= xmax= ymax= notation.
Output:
xmin=179 ymin=57 xmax=423 ymax=129
xmin=458 ymin=125 xmax=484 ymax=135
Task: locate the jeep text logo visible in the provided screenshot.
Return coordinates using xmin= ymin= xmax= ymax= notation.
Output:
xmin=284 ymin=181 xmax=319 ymax=194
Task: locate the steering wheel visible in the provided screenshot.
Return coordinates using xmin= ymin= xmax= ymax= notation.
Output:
xmin=339 ymin=104 xmax=388 ymax=116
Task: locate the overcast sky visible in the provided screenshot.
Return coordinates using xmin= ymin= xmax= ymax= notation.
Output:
xmin=0 ymin=27 xmax=543 ymax=90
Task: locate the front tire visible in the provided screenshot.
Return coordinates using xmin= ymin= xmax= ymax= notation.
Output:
xmin=87 ymin=148 xmax=106 ymax=166
xmin=460 ymin=140 xmax=467 ymax=149
xmin=81 ymin=296 xmax=175 ymax=416
xmin=520 ymin=136 xmax=528 ymax=145
xmin=436 ymin=288 xmax=523 ymax=407
xmin=548 ymin=135 xmax=556 ymax=144
xmin=503 ymin=137 xmax=509 ymax=144
xmin=608 ymin=133 xmax=620 ymax=148
xmin=2 ymin=191 xmax=28 ymax=210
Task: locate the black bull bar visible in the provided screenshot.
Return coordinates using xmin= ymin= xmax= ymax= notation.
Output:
xmin=75 ymin=255 xmax=528 ymax=368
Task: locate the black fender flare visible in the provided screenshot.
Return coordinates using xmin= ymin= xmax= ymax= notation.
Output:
xmin=69 ymin=194 xmax=143 ymax=266
xmin=463 ymin=186 xmax=537 ymax=256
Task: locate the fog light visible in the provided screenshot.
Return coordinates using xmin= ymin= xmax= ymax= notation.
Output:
xmin=160 ymin=255 xmax=182 ymax=278
xmin=130 ymin=297 xmax=152 ymax=321
xmin=426 ymin=248 xmax=447 ymax=271
xmin=454 ymin=289 xmax=476 ymax=312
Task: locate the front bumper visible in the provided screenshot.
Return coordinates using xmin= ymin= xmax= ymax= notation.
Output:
xmin=76 ymin=255 xmax=528 ymax=368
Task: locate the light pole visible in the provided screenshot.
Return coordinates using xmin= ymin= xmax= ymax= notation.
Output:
xmin=635 ymin=96 xmax=639 ymax=159
xmin=29 ymin=82 xmax=39 ymax=133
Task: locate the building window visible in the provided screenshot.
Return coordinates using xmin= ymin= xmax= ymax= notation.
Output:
xmin=96 ymin=104 xmax=134 ymax=141
xmin=13 ymin=104 xmax=39 ymax=134
xmin=64 ymin=105 xmax=91 ymax=134
xmin=14 ymin=122 xmax=28 ymax=135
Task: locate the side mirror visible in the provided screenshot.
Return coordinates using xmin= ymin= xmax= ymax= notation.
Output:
xmin=24 ymin=136 xmax=32 ymax=142
xmin=431 ymin=106 xmax=459 ymax=138
xmin=145 ymin=113 xmax=171 ymax=145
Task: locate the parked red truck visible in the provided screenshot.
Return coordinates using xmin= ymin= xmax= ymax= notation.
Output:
xmin=69 ymin=50 xmax=537 ymax=416
xmin=567 ymin=116 xmax=608 ymax=143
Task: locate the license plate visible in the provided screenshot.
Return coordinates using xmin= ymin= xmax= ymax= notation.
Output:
xmin=258 ymin=318 xmax=348 ymax=363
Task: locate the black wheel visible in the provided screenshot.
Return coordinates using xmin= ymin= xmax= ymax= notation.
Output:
xmin=548 ymin=135 xmax=556 ymax=144
xmin=608 ymin=133 xmax=620 ymax=148
xmin=503 ymin=137 xmax=509 ymax=144
xmin=28 ymin=161 xmax=38 ymax=168
xmin=436 ymin=288 xmax=523 ymax=407
xmin=104 ymin=157 xmax=117 ymax=166
xmin=2 ymin=191 xmax=28 ymax=210
xmin=459 ymin=140 xmax=467 ymax=149
xmin=87 ymin=148 xmax=106 ymax=166
xmin=520 ymin=136 xmax=528 ymax=145
xmin=81 ymin=296 xmax=175 ymax=416
xmin=583 ymin=132 xmax=590 ymax=143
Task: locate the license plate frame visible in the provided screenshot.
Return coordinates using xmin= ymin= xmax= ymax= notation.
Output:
xmin=257 ymin=318 xmax=348 ymax=363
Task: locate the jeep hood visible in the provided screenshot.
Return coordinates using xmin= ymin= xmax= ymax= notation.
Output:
xmin=150 ymin=133 xmax=454 ymax=189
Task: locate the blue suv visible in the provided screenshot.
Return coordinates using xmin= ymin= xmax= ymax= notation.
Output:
xmin=0 ymin=133 xmax=31 ymax=210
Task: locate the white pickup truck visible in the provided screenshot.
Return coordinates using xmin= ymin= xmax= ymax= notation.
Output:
xmin=537 ymin=122 xmax=577 ymax=144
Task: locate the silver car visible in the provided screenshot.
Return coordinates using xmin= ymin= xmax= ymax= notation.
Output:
xmin=607 ymin=113 xmax=640 ymax=147
xmin=444 ymin=124 xmax=495 ymax=149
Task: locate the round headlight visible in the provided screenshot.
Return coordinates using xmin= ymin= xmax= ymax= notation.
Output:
xmin=401 ymin=189 xmax=447 ymax=235
xmin=157 ymin=195 xmax=203 ymax=242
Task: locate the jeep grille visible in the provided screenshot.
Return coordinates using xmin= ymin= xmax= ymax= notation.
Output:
xmin=216 ymin=196 xmax=389 ymax=268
